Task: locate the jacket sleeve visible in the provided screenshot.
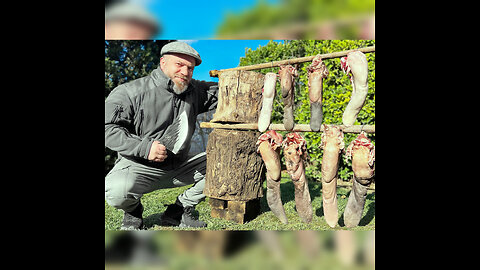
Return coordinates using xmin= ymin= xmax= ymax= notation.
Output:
xmin=195 ymin=80 xmax=219 ymax=114
xmin=105 ymin=86 xmax=153 ymax=159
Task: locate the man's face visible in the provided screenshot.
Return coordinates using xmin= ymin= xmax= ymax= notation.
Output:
xmin=160 ymin=53 xmax=196 ymax=94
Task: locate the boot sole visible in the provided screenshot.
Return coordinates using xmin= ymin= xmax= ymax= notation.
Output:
xmin=159 ymin=216 xmax=181 ymax=226
xmin=179 ymin=222 xmax=207 ymax=228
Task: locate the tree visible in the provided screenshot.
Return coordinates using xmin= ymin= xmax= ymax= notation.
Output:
xmin=215 ymin=0 xmax=375 ymax=38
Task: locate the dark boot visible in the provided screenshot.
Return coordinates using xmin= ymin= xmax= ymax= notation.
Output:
xmin=161 ymin=198 xmax=207 ymax=228
xmin=120 ymin=203 xmax=144 ymax=230
xmin=179 ymin=206 xmax=207 ymax=228
xmin=160 ymin=199 xmax=184 ymax=226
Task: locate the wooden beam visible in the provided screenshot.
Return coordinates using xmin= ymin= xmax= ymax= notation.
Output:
xmin=200 ymin=122 xmax=375 ymax=133
xmin=209 ymin=46 xmax=375 ymax=77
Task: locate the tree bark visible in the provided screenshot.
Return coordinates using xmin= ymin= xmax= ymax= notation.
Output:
xmin=204 ymin=129 xmax=265 ymax=201
xmin=204 ymin=70 xmax=269 ymax=223
xmin=211 ymin=70 xmax=264 ymax=124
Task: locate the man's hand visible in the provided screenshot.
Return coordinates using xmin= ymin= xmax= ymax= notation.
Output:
xmin=148 ymin=141 xmax=168 ymax=162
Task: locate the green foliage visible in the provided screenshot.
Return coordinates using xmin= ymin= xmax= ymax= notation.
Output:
xmin=105 ymin=40 xmax=172 ymax=100
xmin=240 ymin=40 xmax=375 ymax=181
xmin=216 ymin=0 xmax=375 ymax=37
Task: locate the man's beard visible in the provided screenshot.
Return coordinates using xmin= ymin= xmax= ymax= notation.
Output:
xmin=172 ymin=80 xmax=189 ymax=94
xmin=173 ymin=78 xmax=189 ymax=95
xmin=173 ymin=83 xmax=188 ymax=95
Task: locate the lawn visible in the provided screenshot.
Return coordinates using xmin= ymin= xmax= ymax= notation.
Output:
xmin=105 ymin=172 xmax=375 ymax=231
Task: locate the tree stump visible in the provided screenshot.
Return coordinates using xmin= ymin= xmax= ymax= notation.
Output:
xmin=204 ymin=70 xmax=266 ymax=224
xmin=211 ymin=70 xmax=264 ymax=123
xmin=204 ymin=129 xmax=265 ymax=200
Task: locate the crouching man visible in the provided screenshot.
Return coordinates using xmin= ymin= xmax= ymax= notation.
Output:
xmin=105 ymin=41 xmax=218 ymax=229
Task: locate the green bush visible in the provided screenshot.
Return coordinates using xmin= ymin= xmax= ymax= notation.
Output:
xmin=240 ymin=40 xmax=375 ymax=181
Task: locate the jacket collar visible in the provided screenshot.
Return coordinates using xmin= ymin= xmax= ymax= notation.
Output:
xmin=151 ymin=66 xmax=170 ymax=89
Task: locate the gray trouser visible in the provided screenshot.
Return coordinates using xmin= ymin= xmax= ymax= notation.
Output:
xmin=105 ymin=152 xmax=207 ymax=212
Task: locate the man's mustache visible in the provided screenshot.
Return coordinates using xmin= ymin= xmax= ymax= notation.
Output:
xmin=175 ymin=75 xmax=189 ymax=82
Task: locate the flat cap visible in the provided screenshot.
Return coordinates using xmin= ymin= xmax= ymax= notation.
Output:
xmin=161 ymin=41 xmax=202 ymax=66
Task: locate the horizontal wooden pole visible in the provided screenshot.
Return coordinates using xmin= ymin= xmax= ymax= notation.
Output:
xmin=200 ymin=122 xmax=375 ymax=133
xmin=209 ymin=46 xmax=375 ymax=77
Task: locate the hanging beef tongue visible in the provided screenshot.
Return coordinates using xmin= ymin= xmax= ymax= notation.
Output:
xmin=256 ymin=130 xmax=288 ymax=224
xmin=258 ymin=73 xmax=278 ymax=132
xmin=282 ymin=132 xmax=313 ymax=223
xmin=307 ymin=55 xmax=329 ymax=131
xmin=320 ymin=124 xmax=345 ymax=227
xmin=278 ymin=65 xmax=298 ymax=131
xmin=343 ymin=131 xmax=375 ymax=228
xmin=341 ymin=51 xmax=369 ymax=125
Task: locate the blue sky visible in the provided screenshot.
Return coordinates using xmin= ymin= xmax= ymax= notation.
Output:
xmin=127 ymin=1 xmax=283 ymax=83
xmin=144 ymin=0 xmax=279 ymax=39
xmin=178 ymin=40 xmax=282 ymax=83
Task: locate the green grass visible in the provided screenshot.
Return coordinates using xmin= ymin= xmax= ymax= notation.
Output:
xmin=105 ymin=173 xmax=375 ymax=231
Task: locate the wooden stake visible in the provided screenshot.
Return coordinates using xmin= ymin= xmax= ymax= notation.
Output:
xmin=209 ymin=46 xmax=375 ymax=77
xmin=200 ymin=122 xmax=375 ymax=133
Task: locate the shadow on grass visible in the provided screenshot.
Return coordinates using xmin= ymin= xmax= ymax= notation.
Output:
xmin=338 ymin=192 xmax=375 ymax=227
xmin=143 ymin=208 xmax=204 ymax=229
xmin=359 ymin=193 xmax=375 ymax=226
xmin=144 ymin=213 xmax=163 ymax=229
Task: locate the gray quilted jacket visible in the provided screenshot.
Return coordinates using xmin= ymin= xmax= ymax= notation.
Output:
xmin=105 ymin=66 xmax=218 ymax=169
